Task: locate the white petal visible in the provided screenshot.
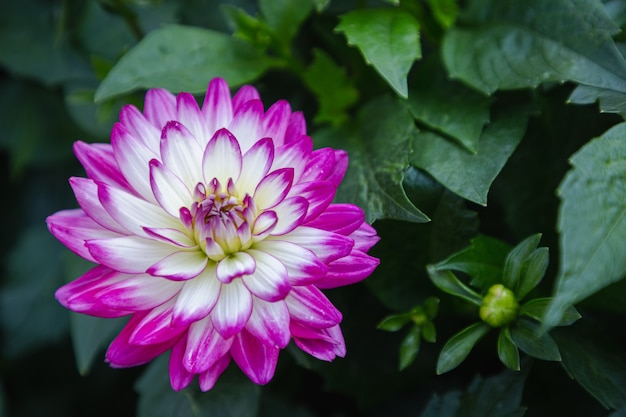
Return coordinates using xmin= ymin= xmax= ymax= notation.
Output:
xmin=149 ymin=160 xmax=193 ymax=217
xmin=160 ymin=121 xmax=204 ymax=191
xmin=177 ymin=93 xmax=207 ymax=145
xmin=216 ymin=251 xmax=256 ymax=283
xmin=202 ymin=129 xmax=243 ymax=184
xmin=210 ymin=279 xmax=252 ymax=339
xmin=253 ymin=168 xmax=294 ymax=210
xmin=245 ymin=298 xmax=290 ymax=349
xmin=227 ymin=99 xmax=263 ymax=152
xmin=202 ymin=78 xmax=233 ymax=140
xmin=270 ymin=196 xmax=307 ymax=235
xmin=147 ymin=250 xmax=208 ymax=280
xmin=185 ymin=315 xmax=233 ymax=374
xmin=87 ymin=235 xmax=178 ymax=273
xmin=253 ymin=240 xmax=327 ymax=285
xmin=172 ymin=267 xmax=222 ymax=326
xmin=236 ymin=138 xmax=274 ymax=195
xmin=97 ymin=273 xmax=182 ymax=311
xmin=242 ymin=250 xmax=290 ymax=302
xmin=271 ymin=226 xmax=353 ymax=263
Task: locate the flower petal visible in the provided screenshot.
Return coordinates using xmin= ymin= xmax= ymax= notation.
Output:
xmin=290 ymin=180 xmax=335 ymax=223
xmin=270 ymin=196 xmax=308 ymax=235
xmin=242 ymin=250 xmax=291 ymax=302
xmin=149 ymin=159 xmax=193 ymax=217
xmin=55 ymin=266 xmax=133 ymax=317
xmin=285 ymin=286 xmax=342 ymax=329
xmin=172 ymin=267 xmax=222 ymax=326
xmin=202 ymin=128 xmax=243 ymax=185
xmin=129 ymin=299 xmax=186 ymax=345
xmin=147 ymin=250 xmax=208 ymax=280
xmin=236 ymin=137 xmax=274 ymax=196
xmin=210 ymin=279 xmax=253 ymax=339
xmin=106 ymin=312 xmax=177 ymax=368
xmin=98 ymin=181 xmax=180 ymax=237
xmin=245 ymin=298 xmax=290 ymax=349
xmin=87 ymin=235 xmax=178 ymax=273
xmin=273 ymin=226 xmax=353 ymax=263
xmin=73 ymin=141 xmax=130 ymax=191
xmin=70 ymin=177 xmax=128 ymax=235
xmin=228 ymin=99 xmax=263 ymax=152
xmin=232 ymin=85 xmax=260 ymax=114
xmin=177 ymin=92 xmax=207 ymax=145
xmin=198 ymin=354 xmax=231 ymax=391
xmin=160 ymin=121 xmax=204 ymax=191
xmin=202 ymin=78 xmax=233 ymax=140
xmin=169 ymin=337 xmax=195 ymax=391
xmin=143 ymin=88 xmax=176 ymax=130
xmin=111 ymin=122 xmax=159 ymax=203
xmin=291 ymin=323 xmax=346 ymax=361
xmin=97 ymin=273 xmax=182 ymax=311
xmin=119 ymin=104 xmax=161 ymax=150
xmin=216 ymin=251 xmax=256 ymax=284
xmin=316 ymin=251 xmax=380 ymax=289
xmin=272 ymin=135 xmax=313 ymax=182
xmin=304 ymin=203 xmax=365 ymax=236
xmin=253 ymin=168 xmax=294 ymax=210
xmin=350 ymin=222 xmax=380 ymax=252
xmin=230 ymin=329 xmax=279 ymax=385
xmin=143 ymin=227 xmax=196 ymax=248
xmin=252 ymin=240 xmax=327 ymax=285
xmin=47 ymin=209 xmax=120 ymax=262
xmin=261 ymin=100 xmax=291 ymax=143
xmin=283 ymin=111 xmax=306 ymax=144
xmin=184 ymin=315 xmax=233 ymax=374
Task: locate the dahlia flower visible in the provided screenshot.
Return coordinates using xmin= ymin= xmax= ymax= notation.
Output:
xmin=47 ymin=78 xmax=379 ymax=391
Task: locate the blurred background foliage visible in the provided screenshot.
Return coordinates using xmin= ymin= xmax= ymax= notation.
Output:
xmin=1 ymin=0 xmax=626 ymax=416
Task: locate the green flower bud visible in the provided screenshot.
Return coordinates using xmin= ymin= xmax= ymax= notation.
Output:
xmin=480 ymin=284 xmax=519 ymax=327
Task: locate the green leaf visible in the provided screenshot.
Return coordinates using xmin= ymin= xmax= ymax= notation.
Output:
xmin=312 ymin=0 xmax=331 ymax=12
xmin=407 ymin=58 xmax=490 ymax=153
xmin=497 ymin=327 xmax=520 ymax=371
xmin=95 ymin=25 xmax=275 ymax=101
xmin=442 ymin=0 xmax=626 ymax=94
xmin=555 ymin=330 xmax=626 ymax=410
xmin=377 ymin=313 xmax=412 ymax=332
xmin=312 ymin=96 xmax=428 ymax=223
xmin=426 ymin=268 xmax=483 ymax=306
xmin=0 ymin=226 xmax=69 ymax=358
xmin=302 ymin=49 xmax=359 ymax=126
xmin=259 ymin=0 xmax=313 ymax=44
xmin=71 ymin=314 xmax=127 ymax=376
xmin=336 ymin=8 xmax=421 ymax=97
xmin=425 ymin=0 xmax=459 ymax=29
xmin=422 ymin=321 xmax=437 ymax=343
xmin=516 ymin=247 xmax=549 ymax=299
xmin=519 ymin=298 xmax=581 ymax=326
xmin=399 ymin=325 xmax=421 ymax=370
xmin=502 ymin=234 xmax=542 ymax=293
xmin=437 ymin=322 xmax=490 ymax=374
xmin=544 ymin=122 xmax=626 ymax=328
xmin=410 ymin=104 xmax=529 ymax=205
xmin=431 ymin=234 xmax=511 ymax=290
xmin=422 ymin=367 xmax=528 ymax=417
xmin=568 ymin=84 xmax=626 ymax=119
xmin=510 ymin=320 xmax=561 ymax=361
xmin=423 ymin=297 xmax=440 ymax=319
xmin=136 ymin=355 xmax=260 ymax=417
xmin=221 ymin=5 xmax=273 ymax=50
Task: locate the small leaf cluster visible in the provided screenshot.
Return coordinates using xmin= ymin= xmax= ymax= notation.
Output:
xmin=427 ymin=234 xmax=581 ymax=374
xmin=377 ymin=297 xmax=439 ymax=370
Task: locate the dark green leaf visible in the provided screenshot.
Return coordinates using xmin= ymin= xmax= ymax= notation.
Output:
xmin=259 ymin=0 xmax=313 ymax=44
xmin=222 ymin=5 xmax=272 ymax=50
xmin=399 ymin=325 xmax=421 ymax=370
xmin=425 ymin=0 xmax=459 ymax=29
xmin=427 ymin=268 xmax=483 ymax=306
xmin=71 ymin=314 xmax=127 ymax=376
xmin=437 ymin=322 xmax=490 ymax=374
xmin=136 ymin=355 xmax=260 ymax=417
xmin=0 ymin=1 xmax=91 ymax=85
xmin=422 ymin=321 xmax=437 ymax=343
xmin=555 ymin=330 xmax=626 ymax=410
xmin=443 ymin=0 xmax=626 ymax=94
xmin=510 ymin=320 xmax=561 ymax=361
xmin=544 ymin=122 xmax=626 ymax=328
xmin=408 ymin=60 xmax=490 ymax=153
xmin=431 ymin=234 xmax=511 ymax=290
xmin=502 ymin=234 xmax=542 ymax=293
xmin=95 ymin=25 xmax=276 ymax=101
xmin=0 ymin=226 xmax=69 ymax=358
xmin=336 ymin=8 xmax=421 ymax=97
xmin=568 ymin=84 xmax=626 ymax=119
xmin=519 ymin=298 xmax=581 ymax=326
xmin=302 ymin=49 xmax=359 ymax=126
xmin=423 ymin=297 xmax=440 ymax=319
xmin=516 ymin=247 xmax=549 ymax=299
xmin=313 ymin=96 xmax=429 ymax=223
xmin=422 ymin=366 xmax=528 ymax=417
xmin=312 ymin=0 xmax=330 ymax=12
xmin=410 ymin=104 xmax=529 ymax=205
xmin=377 ymin=313 xmax=412 ymax=332
xmin=498 ymin=327 xmax=520 ymax=371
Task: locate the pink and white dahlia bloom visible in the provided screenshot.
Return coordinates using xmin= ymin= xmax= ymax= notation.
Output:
xmin=47 ymin=78 xmax=379 ymax=391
